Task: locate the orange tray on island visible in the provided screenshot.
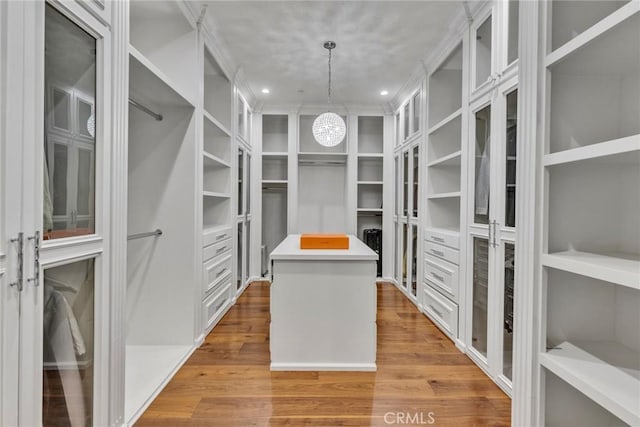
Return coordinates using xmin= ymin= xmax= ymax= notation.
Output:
xmin=300 ymin=234 xmax=349 ymax=249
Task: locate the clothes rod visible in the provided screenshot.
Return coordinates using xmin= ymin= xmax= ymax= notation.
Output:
xmin=129 ymin=99 xmax=163 ymax=121
xmin=127 ymin=229 xmax=163 ymax=241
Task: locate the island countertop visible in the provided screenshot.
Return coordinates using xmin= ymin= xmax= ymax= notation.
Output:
xmin=270 ymin=234 xmax=378 ymax=261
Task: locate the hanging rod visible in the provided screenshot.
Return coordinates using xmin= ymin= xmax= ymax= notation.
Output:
xmin=127 ymin=229 xmax=163 ymax=241
xmin=129 ymin=98 xmax=163 ymax=121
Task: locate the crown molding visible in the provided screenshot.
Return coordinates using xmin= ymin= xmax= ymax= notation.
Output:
xmin=234 ymin=67 xmax=257 ymax=111
xmin=258 ymin=103 xmax=385 ymax=116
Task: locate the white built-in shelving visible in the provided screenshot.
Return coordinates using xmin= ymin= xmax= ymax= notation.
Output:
xmin=539 ymin=3 xmax=640 ymax=425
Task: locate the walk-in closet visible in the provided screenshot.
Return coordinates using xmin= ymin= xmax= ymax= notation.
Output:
xmin=1 ymin=0 xmax=638 ymax=425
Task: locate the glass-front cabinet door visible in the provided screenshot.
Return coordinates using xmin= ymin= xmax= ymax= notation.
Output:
xmin=236 ymin=145 xmax=251 ymax=291
xmin=1 ymin=2 xmax=111 ymax=425
xmin=467 ymin=81 xmax=518 ymax=393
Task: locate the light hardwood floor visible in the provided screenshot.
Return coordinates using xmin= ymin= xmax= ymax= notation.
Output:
xmin=136 ymin=281 xmax=510 ymax=426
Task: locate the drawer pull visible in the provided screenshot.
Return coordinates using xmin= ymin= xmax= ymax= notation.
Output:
xmin=431 ymin=272 xmax=445 ymax=283
xmin=215 ymin=268 xmax=228 ymax=278
xmin=432 ymin=236 xmax=445 ymax=243
xmin=428 ymin=304 xmax=444 ymax=318
xmin=215 ymin=246 xmax=227 ymax=254
xmin=216 ymin=234 xmax=227 ymax=241
xmin=431 ymin=249 xmax=445 ymax=257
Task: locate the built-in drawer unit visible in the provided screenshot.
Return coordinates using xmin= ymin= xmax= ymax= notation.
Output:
xmin=203 ymin=253 xmax=232 ymax=296
xmin=424 ymin=254 xmax=459 ymax=300
xmin=203 ymin=237 xmax=232 ymax=262
xmin=203 ymin=226 xmax=232 ymax=247
xmin=204 ymin=282 xmax=232 ymax=330
xmin=424 ymin=241 xmax=459 ymax=266
xmin=424 ymin=228 xmax=459 ymax=250
xmin=423 ymin=283 xmax=458 ymax=339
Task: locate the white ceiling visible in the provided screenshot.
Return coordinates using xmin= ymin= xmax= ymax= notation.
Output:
xmin=199 ymin=1 xmax=465 ymax=107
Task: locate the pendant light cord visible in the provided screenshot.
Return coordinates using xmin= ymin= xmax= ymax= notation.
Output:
xmin=327 ymin=47 xmax=332 ymax=107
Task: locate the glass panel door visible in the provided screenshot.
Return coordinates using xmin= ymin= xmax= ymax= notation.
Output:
xmin=402 ymin=151 xmax=409 ymax=217
xmin=474 ymin=104 xmax=491 ymax=225
xmin=43 ymin=258 xmax=95 ymax=426
xmin=410 ymin=224 xmax=418 ymax=297
xmin=505 ymin=90 xmax=517 ymax=228
xmin=474 ymin=14 xmax=493 ymax=89
xmin=403 ymin=103 xmax=410 ymax=140
xmin=507 ymin=0 xmax=519 ymax=66
xmin=401 ymin=223 xmax=408 ymax=289
xmin=237 ymin=223 xmax=243 ymax=290
xmin=503 ymin=242 xmax=515 ymax=380
xmin=412 ymin=145 xmax=419 ymax=218
xmin=44 ymin=4 xmax=96 ymax=240
xmin=472 ymin=236 xmax=490 ymax=357
xmin=237 ymin=149 xmax=244 ymax=215
xmin=412 ymin=92 xmax=420 ymax=134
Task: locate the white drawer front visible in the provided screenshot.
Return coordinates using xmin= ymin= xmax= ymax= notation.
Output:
xmin=424 ymin=255 xmax=459 ymax=300
xmin=203 ymin=237 xmax=232 ymax=263
xmin=204 ymin=282 xmax=231 ymax=330
xmin=424 ymin=228 xmax=459 ymax=250
xmin=424 ymin=241 xmax=459 ymax=266
xmin=203 ymin=226 xmax=232 ymax=247
xmin=423 ymin=284 xmax=458 ymax=339
xmin=203 ymin=254 xmax=232 ymax=296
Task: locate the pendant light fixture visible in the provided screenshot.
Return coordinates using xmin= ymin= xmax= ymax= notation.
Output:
xmin=312 ymin=41 xmax=346 ymax=147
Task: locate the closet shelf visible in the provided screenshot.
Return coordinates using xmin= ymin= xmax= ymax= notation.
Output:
xmin=298 ymin=152 xmax=348 ymax=163
xmin=545 ymin=2 xmax=639 ymax=70
xmin=428 ymin=108 xmax=462 ymax=135
xmin=427 ymin=191 xmax=461 ymax=200
xmin=262 ymin=152 xmax=288 ymax=158
xmin=203 ymin=191 xmax=230 ymax=199
xmin=543 ymin=134 xmax=640 ymax=167
xmin=428 ymin=150 xmax=462 ymax=167
xmin=357 ymin=153 xmax=384 ymax=158
xmin=262 ymin=179 xmax=287 ymax=186
xmin=357 ymin=208 xmax=383 ymax=213
xmin=358 ymin=181 xmax=383 ymax=185
xmin=540 ymin=341 xmax=640 ymax=426
xmin=129 ymin=46 xmax=195 ymax=108
xmin=203 ymin=110 xmax=232 ymax=137
xmin=542 ymin=251 xmax=640 ymax=290
xmin=203 ymin=151 xmax=231 ymax=168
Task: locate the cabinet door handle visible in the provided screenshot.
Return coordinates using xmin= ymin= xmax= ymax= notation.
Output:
xmin=9 ymin=233 xmax=24 ymax=291
xmin=430 ymin=271 xmax=445 ymax=283
xmin=215 ymin=268 xmax=228 ymax=278
xmin=215 ymin=246 xmax=227 ymax=255
xmin=216 ymin=234 xmax=227 ymax=241
xmin=432 ymin=236 xmax=445 ymax=243
xmin=27 ymin=231 xmax=40 ymax=287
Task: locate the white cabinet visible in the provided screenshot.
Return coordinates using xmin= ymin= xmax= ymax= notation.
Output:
xmin=1 ymin=2 xmax=111 ymax=425
xmin=533 ymin=2 xmax=640 ymax=425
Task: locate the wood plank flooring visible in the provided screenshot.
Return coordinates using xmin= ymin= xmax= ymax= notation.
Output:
xmin=136 ymin=282 xmax=510 ymax=426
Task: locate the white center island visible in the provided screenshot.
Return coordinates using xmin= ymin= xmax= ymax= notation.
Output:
xmin=269 ymin=234 xmax=378 ymax=371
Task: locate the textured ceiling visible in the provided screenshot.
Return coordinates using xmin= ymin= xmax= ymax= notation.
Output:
xmin=199 ymin=1 xmax=464 ymax=107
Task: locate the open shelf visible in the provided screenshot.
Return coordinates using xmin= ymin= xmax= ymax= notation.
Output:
xmin=203 ymin=47 xmax=231 ymax=132
xmin=262 ymin=156 xmax=287 ymax=181
xmin=543 ymin=251 xmax=640 ymax=290
xmin=544 ymin=134 xmax=640 ymax=167
xmin=204 ymin=113 xmax=231 ymax=164
xmin=427 ymin=113 xmax=462 ymax=161
xmin=203 ymin=197 xmax=230 ymax=230
xmin=358 ymin=153 xmax=384 ymax=159
xmin=358 ymin=181 xmax=383 ymax=186
xmin=426 ymin=197 xmax=460 ymax=231
xmin=541 ymin=341 xmax=640 ymax=426
xmin=262 ymin=152 xmax=288 ymax=158
xmin=428 ymin=150 xmax=462 ymax=167
xmin=547 ymin=10 xmax=639 ymax=154
xmin=427 ymin=165 xmax=461 ymax=195
xmin=262 ymin=180 xmax=287 ymax=187
xmin=358 ymin=157 xmax=383 ymax=182
xmin=548 ymin=1 xmax=636 ymax=60
xmin=203 ymin=191 xmax=230 ymax=199
xmin=357 ymin=184 xmax=383 ymax=210
xmin=298 ymin=152 xmax=348 ymax=163
xmin=129 ymin=1 xmax=197 ymax=105
xmin=357 ymin=116 xmax=384 ymax=154
xmin=203 ymin=151 xmax=230 ymax=168
xmin=428 ymin=108 xmax=462 ymax=135
xmin=203 ymin=110 xmax=231 ymax=137
xmin=263 ymin=115 xmax=288 ymax=153
xmin=129 ymin=47 xmax=193 ymax=109
xmin=428 ymin=191 xmax=461 ymax=200
xmin=203 ymin=158 xmax=230 ymax=194
xmin=428 ymin=43 xmax=462 ymax=128
xmin=357 ymin=208 xmax=383 ymax=213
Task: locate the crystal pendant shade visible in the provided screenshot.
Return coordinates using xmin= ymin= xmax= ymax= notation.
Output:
xmin=312 ymin=112 xmax=346 ymax=147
